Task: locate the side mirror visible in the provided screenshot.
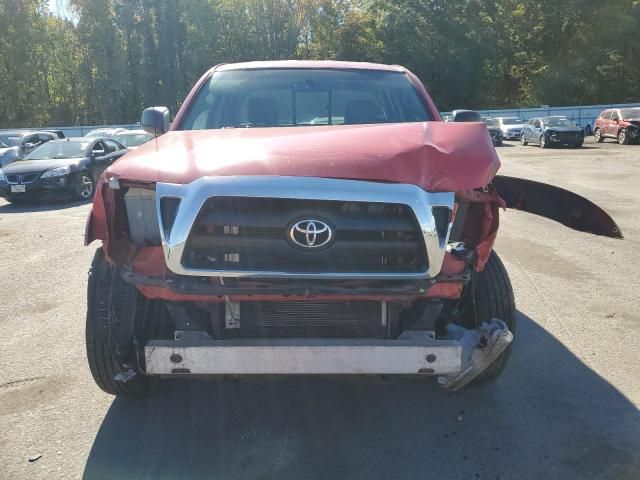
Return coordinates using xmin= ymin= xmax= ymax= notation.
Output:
xmin=451 ymin=109 xmax=481 ymax=122
xmin=141 ymin=106 xmax=170 ymax=136
xmin=23 ymin=142 xmax=37 ymax=151
xmin=92 ymin=149 xmax=105 ymax=158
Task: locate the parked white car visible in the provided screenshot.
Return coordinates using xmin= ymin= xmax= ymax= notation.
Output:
xmin=113 ymin=129 xmax=153 ymax=149
xmin=495 ymin=117 xmax=524 ymax=140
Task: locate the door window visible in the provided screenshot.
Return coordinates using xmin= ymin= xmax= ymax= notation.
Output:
xmin=603 ymin=111 xmax=612 ymax=120
xmin=104 ymin=140 xmax=119 ymax=153
xmin=92 ymin=141 xmax=106 ymax=156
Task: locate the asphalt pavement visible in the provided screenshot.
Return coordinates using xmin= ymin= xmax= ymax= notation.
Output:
xmin=1 ymin=139 xmax=639 ymax=479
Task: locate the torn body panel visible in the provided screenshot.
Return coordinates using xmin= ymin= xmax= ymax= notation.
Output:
xmin=493 ymin=175 xmax=623 ymax=239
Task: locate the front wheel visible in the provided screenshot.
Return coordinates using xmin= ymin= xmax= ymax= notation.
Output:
xmin=454 ymin=251 xmax=516 ymax=384
xmin=594 ymin=128 xmax=604 ymax=143
xmin=539 ymin=135 xmax=547 ymax=148
xmin=86 ymin=248 xmax=151 ymax=398
xmin=618 ymin=129 xmax=629 ymax=145
xmin=74 ymin=172 xmax=95 ymax=201
xmin=521 ymin=135 xmax=528 ymax=146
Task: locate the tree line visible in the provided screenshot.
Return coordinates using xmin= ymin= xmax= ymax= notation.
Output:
xmin=1 ymin=0 xmax=639 ymax=128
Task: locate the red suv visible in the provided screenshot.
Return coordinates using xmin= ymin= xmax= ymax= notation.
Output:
xmin=594 ymin=107 xmax=640 ymax=144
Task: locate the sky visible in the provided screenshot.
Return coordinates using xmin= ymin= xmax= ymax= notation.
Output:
xmin=47 ymin=0 xmax=72 ymax=18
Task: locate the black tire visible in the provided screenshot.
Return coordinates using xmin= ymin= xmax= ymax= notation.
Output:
xmin=455 ymin=251 xmax=516 ymax=384
xmin=74 ymin=171 xmax=95 ymax=201
xmin=618 ymin=129 xmax=629 ymax=145
xmin=594 ymin=128 xmax=604 ymax=143
xmin=520 ymin=135 xmax=528 ymax=146
xmin=86 ymin=248 xmax=150 ymax=398
xmin=539 ymin=135 xmax=547 ymax=148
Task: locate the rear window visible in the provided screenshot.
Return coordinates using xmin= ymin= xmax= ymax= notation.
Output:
xmin=177 ymin=69 xmax=432 ymax=130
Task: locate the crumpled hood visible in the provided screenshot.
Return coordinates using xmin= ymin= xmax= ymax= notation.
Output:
xmin=107 ymin=122 xmax=500 ymax=192
xmin=546 ymin=126 xmax=582 ymax=133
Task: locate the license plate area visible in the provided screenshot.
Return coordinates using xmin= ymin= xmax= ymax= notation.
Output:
xmin=11 ymin=185 xmax=26 ymax=193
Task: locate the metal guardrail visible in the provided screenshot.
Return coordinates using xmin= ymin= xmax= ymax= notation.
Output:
xmin=3 ymin=101 xmax=639 ymax=136
xmin=442 ymin=102 xmax=640 ymax=133
xmin=0 ymin=123 xmax=140 ymax=138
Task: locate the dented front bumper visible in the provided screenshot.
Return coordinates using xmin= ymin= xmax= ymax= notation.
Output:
xmin=144 ymin=319 xmax=512 ymax=390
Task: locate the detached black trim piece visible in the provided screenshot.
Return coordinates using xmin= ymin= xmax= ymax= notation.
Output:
xmin=493 ymin=175 xmax=623 ymax=239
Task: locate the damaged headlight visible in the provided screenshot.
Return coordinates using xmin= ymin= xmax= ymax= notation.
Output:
xmin=124 ymin=188 xmax=161 ymax=245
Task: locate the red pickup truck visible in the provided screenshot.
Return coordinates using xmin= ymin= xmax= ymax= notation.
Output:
xmin=84 ymin=61 xmax=621 ymax=398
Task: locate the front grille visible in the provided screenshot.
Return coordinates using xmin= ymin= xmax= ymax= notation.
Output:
xmin=4 ymin=173 xmax=40 ymax=184
xmin=553 ymin=132 xmax=580 ymax=143
xmin=21 ymin=173 xmax=40 ymax=183
xmin=221 ymin=301 xmax=387 ymax=338
xmin=181 ymin=197 xmax=427 ymax=274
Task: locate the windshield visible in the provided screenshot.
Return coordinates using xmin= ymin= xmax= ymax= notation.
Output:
xmin=178 ymin=69 xmax=431 ymax=130
xmin=114 ymin=132 xmax=152 ymax=147
xmin=545 ymin=118 xmax=576 ymax=127
xmin=483 ymin=118 xmax=497 ymax=127
xmin=620 ymin=108 xmax=640 ymax=120
xmin=0 ymin=134 xmax=22 ymax=147
xmin=500 ymin=118 xmax=522 ymax=125
xmin=24 ymin=141 xmax=90 ymax=160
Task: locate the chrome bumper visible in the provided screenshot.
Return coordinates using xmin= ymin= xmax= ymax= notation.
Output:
xmin=155 ymin=176 xmax=455 ymax=280
xmin=144 ymin=319 xmax=512 ymax=390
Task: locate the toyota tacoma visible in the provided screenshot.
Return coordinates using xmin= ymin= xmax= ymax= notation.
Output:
xmin=84 ymin=61 xmax=622 ymax=398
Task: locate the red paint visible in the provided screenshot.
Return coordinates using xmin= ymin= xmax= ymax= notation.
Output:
xmin=87 ymin=61 xmax=503 ymax=304
xmin=106 ymin=122 xmax=499 ymax=192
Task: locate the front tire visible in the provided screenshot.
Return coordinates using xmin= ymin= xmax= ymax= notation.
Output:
xmin=74 ymin=172 xmax=95 ymax=201
xmin=594 ymin=128 xmax=604 ymax=143
xmin=539 ymin=135 xmax=547 ymax=148
xmin=618 ymin=129 xmax=629 ymax=145
xmin=521 ymin=135 xmax=528 ymax=146
xmin=86 ymin=248 xmax=150 ymax=398
xmin=454 ymin=251 xmax=516 ymax=384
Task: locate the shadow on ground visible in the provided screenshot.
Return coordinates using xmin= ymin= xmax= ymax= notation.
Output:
xmin=83 ymin=312 xmax=640 ymax=480
xmin=0 ymin=198 xmax=88 ymax=213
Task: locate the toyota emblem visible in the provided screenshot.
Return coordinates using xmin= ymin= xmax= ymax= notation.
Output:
xmin=289 ymin=219 xmax=333 ymax=248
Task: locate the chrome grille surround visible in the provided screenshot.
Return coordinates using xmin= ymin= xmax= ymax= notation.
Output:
xmin=155 ymin=176 xmax=454 ymax=280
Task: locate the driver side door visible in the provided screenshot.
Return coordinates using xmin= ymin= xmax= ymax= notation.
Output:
xmin=607 ymin=110 xmax=620 ymax=137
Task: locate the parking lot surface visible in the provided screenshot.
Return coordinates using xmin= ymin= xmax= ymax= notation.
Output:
xmin=1 ymin=140 xmax=639 ymax=480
